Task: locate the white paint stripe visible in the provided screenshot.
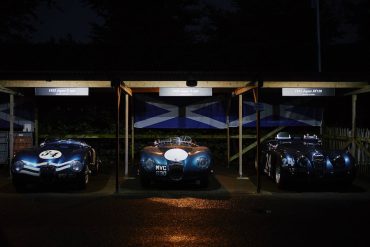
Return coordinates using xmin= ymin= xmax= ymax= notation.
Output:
xmin=23 ymin=165 xmax=40 ymax=172
xmin=56 ymin=165 xmax=71 ymax=172
xmin=22 ymin=160 xmax=78 ymax=167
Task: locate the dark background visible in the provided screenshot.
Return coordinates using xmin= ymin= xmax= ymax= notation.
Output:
xmin=0 ymin=0 xmax=369 ymax=73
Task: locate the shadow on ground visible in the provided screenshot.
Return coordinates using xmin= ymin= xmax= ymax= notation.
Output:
xmin=0 ymin=163 xmax=113 ymax=194
xmin=119 ymin=174 xmax=231 ymax=199
xmin=237 ymin=161 xmax=370 ymax=193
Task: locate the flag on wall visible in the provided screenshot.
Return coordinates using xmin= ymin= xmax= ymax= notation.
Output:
xmin=134 ymin=96 xmax=323 ymax=129
xmin=134 ymin=95 xmax=227 ymax=129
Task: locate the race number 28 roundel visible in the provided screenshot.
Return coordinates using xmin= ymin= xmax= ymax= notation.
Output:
xmin=39 ymin=150 xmax=62 ymax=159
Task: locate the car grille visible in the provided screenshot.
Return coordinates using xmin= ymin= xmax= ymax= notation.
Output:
xmin=168 ymin=162 xmax=184 ymax=181
xmin=40 ymin=165 xmax=56 ymax=178
xmin=312 ymin=154 xmax=325 ymax=176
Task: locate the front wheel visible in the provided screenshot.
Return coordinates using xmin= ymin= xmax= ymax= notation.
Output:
xmin=12 ymin=176 xmax=26 ymax=192
xmin=140 ymin=175 xmax=151 ymax=188
xmin=76 ymin=171 xmax=89 ymax=189
xmin=199 ymin=176 xmax=209 ymax=188
xmin=274 ymin=164 xmax=286 ymax=189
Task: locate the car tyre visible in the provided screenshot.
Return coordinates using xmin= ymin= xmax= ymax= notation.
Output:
xmin=199 ymin=176 xmax=209 ymax=188
xmin=76 ymin=171 xmax=89 ymax=190
xmin=140 ymin=175 xmax=151 ymax=188
xmin=12 ymin=176 xmax=26 ymax=192
xmin=274 ymin=164 xmax=285 ymax=189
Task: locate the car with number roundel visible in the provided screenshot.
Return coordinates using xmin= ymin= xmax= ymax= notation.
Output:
xmin=139 ymin=136 xmax=213 ymax=187
xmin=11 ymin=139 xmax=101 ymax=190
xmin=261 ymin=132 xmax=357 ymax=188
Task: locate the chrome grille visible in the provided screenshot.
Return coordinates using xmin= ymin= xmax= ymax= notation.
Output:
xmin=168 ymin=162 xmax=184 ymax=181
xmin=312 ymin=154 xmax=325 ymax=176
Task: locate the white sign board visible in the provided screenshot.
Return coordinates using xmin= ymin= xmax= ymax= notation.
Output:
xmin=160 ymin=88 xmax=212 ymax=96
xmin=282 ymin=88 xmax=335 ymax=96
xmin=35 ymin=88 xmax=89 ymax=96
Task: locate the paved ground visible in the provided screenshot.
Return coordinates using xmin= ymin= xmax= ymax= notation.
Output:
xmin=1 ymin=163 xmax=370 ymax=246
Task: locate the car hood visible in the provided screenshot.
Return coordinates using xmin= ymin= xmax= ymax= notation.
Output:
xmin=143 ymin=146 xmax=208 ymax=156
xmin=280 ymin=143 xmax=325 ymax=157
xmin=15 ymin=145 xmax=85 ymax=164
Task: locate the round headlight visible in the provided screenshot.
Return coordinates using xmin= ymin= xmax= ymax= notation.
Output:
xmin=197 ymin=157 xmax=210 ymax=168
xmin=298 ymin=157 xmax=311 ymax=168
xmin=333 ymin=155 xmax=345 ymax=168
xmin=71 ymin=160 xmax=83 ymax=172
xmin=144 ymin=158 xmax=155 ymax=170
xmin=12 ymin=161 xmax=24 ymax=173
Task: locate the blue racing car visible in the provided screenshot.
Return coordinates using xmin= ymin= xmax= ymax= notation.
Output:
xmin=11 ymin=139 xmax=101 ymax=190
xmin=261 ymin=132 xmax=357 ymax=188
xmin=139 ymin=136 xmax=213 ymax=187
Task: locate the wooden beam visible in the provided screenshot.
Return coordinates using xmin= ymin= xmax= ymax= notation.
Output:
xmin=230 ymin=126 xmax=285 ymax=163
xmin=344 ymin=85 xmax=370 ymax=96
xmin=263 ymin=81 xmax=368 ymax=88
xmin=132 ymin=88 xmax=159 ymax=93
xmin=233 ymin=86 xmax=256 ymax=96
xmin=124 ymin=81 xmax=252 ymax=88
xmin=0 ymin=80 xmax=111 ymax=88
xmin=0 ymin=86 xmax=19 ymax=95
xmin=120 ymin=84 xmax=132 ymax=96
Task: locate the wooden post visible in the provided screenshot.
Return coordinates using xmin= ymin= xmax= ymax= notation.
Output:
xmin=351 ymin=94 xmax=357 ymax=155
xmin=125 ymin=93 xmax=129 ymax=177
xmin=238 ymin=94 xmax=243 ymax=177
xmin=131 ymin=115 xmax=135 ymax=166
xmin=226 ymin=96 xmax=231 ymax=167
xmin=34 ymin=106 xmax=39 ymax=147
xmin=9 ymin=94 xmax=14 ymax=177
xmin=255 ymin=84 xmax=261 ymax=193
xmin=115 ymin=86 xmax=121 ymax=193
xmin=226 ymin=115 xmax=230 ymax=167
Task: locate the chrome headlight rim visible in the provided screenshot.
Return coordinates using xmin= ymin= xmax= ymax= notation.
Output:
xmin=12 ymin=160 xmax=25 ymax=173
xmin=70 ymin=160 xmax=83 ymax=172
xmin=297 ymin=156 xmax=311 ymax=168
xmin=197 ymin=157 xmax=210 ymax=168
xmin=143 ymin=158 xmax=155 ymax=170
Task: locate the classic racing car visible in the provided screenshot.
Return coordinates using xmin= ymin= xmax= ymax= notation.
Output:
xmin=139 ymin=136 xmax=213 ymax=187
xmin=261 ymin=132 xmax=356 ymax=187
xmin=11 ymin=139 xmax=100 ymax=190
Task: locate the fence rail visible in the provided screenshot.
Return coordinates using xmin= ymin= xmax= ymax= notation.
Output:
xmin=324 ymin=127 xmax=370 ymax=178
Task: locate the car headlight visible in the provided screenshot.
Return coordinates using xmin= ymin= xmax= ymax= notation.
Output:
xmin=333 ymin=155 xmax=345 ymax=168
xmin=12 ymin=161 xmax=24 ymax=173
xmin=298 ymin=156 xmax=311 ymax=168
xmin=197 ymin=157 xmax=210 ymax=168
xmin=144 ymin=158 xmax=155 ymax=170
xmin=70 ymin=160 xmax=83 ymax=172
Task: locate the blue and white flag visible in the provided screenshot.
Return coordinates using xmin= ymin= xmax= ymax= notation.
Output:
xmin=134 ymin=96 xmax=322 ymax=129
xmin=134 ymin=95 xmax=227 ymax=129
xmin=0 ymin=103 xmax=34 ymax=130
xmin=229 ymin=101 xmax=323 ymax=127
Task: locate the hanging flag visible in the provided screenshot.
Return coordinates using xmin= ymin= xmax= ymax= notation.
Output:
xmin=134 ymin=95 xmax=227 ymax=129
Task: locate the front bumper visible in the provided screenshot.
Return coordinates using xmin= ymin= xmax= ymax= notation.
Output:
xmin=282 ymin=166 xmax=356 ymax=184
xmin=12 ymin=166 xmax=85 ymax=184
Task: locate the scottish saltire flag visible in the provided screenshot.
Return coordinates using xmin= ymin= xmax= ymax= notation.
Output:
xmin=134 ymin=95 xmax=227 ymax=129
xmin=134 ymin=96 xmax=322 ymax=129
xmin=228 ymin=102 xmax=323 ymax=127
xmin=0 ymin=103 xmax=34 ymax=129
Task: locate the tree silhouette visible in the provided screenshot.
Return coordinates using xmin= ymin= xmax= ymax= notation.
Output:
xmin=0 ymin=0 xmax=54 ymax=43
